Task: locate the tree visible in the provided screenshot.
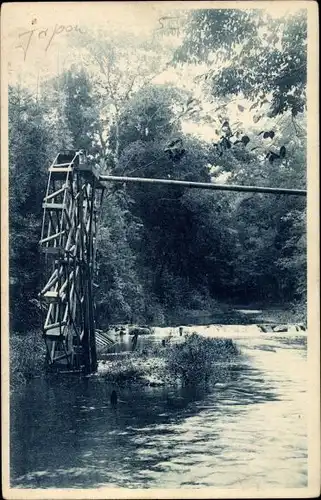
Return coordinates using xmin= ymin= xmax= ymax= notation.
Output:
xmin=109 ymin=84 xmax=239 ymax=311
xmin=9 ymin=69 xmax=102 ymax=331
xmin=9 ymin=85 xmax=52 ymax=330
xmin=61 ymin=67 xmax=101 ymax=153
xmin=70 ymin=29 xmax=173 ymax=164
xmin=174 ymin=9 xmax=307 ymax=117
xmin=41 ymin=67 xmax=101 ymax=155
xmin=94 ymin=191 xmax=145 ymax=327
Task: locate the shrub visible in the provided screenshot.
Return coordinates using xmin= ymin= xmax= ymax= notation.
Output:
xmin=165 ymin=333 xmax=238 ymax=385
xmin=101 ymin=357 xmax=145 ymax=384
xmin=10 ymin=331 xmax=46 ymax=389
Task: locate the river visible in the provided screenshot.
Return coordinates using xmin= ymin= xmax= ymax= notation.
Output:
xmin=10 ymin=325 xmax=307 ymax=489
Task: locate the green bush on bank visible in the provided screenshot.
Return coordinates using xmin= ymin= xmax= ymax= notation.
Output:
xmin=10 ymin=331 xmax=46 ymax=389
xmin=165 ymin=334 xmax=239 ymax=385
xmin=100 ymin=334 xmax=239 ymax=386
xmin=100 ymin=357 xmax=146 ymax=384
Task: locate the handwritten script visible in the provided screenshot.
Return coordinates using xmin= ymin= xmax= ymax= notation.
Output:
xmin=156 ymin=16 xmax=181 ymax=36
xmin=16 ymin=21 xmax=86 ymax=61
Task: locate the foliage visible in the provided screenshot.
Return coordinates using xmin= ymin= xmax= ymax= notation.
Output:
xmin=10 ymin=331 xmax=46 ymax=389
xmin=9 ymin=85 xmax=52 ymax=331
xmin=60 ymin=67 xmax=101 ymax=154
xmin=100 ymin=356 xmax=146 ymax=384
xmin=94 ymin=191 xmax=145 ymax=327
xmin=70 ymin=28 xmax=173 ymax=162
xmin=114 ymin=84 xmax=183 ymax=154
xmin=175 ymin=9 xmax=307 ymax=117
xmin=41 ymin=67 xmax=101 ymax=155
xmin=174 ymin=9 xmax=258 ymax=63
xmin=275 ymin=209 xmax=307 ymax=300
xmin=166 ymin=333 xmax=239 ymax=385
xmin=99 ymin=334 xmax=239 ymax=387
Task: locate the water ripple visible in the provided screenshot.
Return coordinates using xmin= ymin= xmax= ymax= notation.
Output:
xmin=10 ymin=332 xmax=307 ymax=489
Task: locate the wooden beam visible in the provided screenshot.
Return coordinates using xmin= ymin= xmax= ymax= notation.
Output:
xmin=40 ymin=230 xmax=66 ymax=245
xmin=44 ymin=320 xmax=67 ymax=332
xmin=44 ymin=185 xmax=67 ymax=201
xmin=42 ymin=203 xmax=66 ymax=211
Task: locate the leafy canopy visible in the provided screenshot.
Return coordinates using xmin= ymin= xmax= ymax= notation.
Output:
xmin=174 ymin=9 xmax=307 ymax=117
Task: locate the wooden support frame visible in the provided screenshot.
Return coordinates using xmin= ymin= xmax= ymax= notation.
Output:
xmin=39 ymin=151 xmax=101 ymax=374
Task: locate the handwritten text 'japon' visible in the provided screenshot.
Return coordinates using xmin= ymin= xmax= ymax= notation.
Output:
xmin=16 ymin=22 xmax=86 ymax=61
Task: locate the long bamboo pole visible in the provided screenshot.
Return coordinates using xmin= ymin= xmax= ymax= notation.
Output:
xmin=98 ymin=175 xmax=307 ymax=196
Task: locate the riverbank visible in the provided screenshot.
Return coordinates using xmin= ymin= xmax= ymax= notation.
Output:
xmin=9 ymin=330 xmax=240 ymax=391
xmin=9 ymin=301 xmax=306 ymax=391
xmin=97 ymin=334 xmax=239 ymax=387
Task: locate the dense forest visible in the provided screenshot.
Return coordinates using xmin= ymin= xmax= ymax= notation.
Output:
xmin=9 ymin=8 xmax=307 ymax=332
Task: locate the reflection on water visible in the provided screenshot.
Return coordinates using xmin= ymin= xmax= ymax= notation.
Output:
xmin=10 ymin=331 xmax=307 ymax=489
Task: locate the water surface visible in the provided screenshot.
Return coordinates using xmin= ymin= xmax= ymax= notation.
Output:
xmin=10 ymin=328 xmax=307 ymax=489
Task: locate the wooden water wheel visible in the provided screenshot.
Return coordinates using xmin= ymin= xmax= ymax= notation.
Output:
xmin=39 ymin=150 xmax=104 ymax=373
